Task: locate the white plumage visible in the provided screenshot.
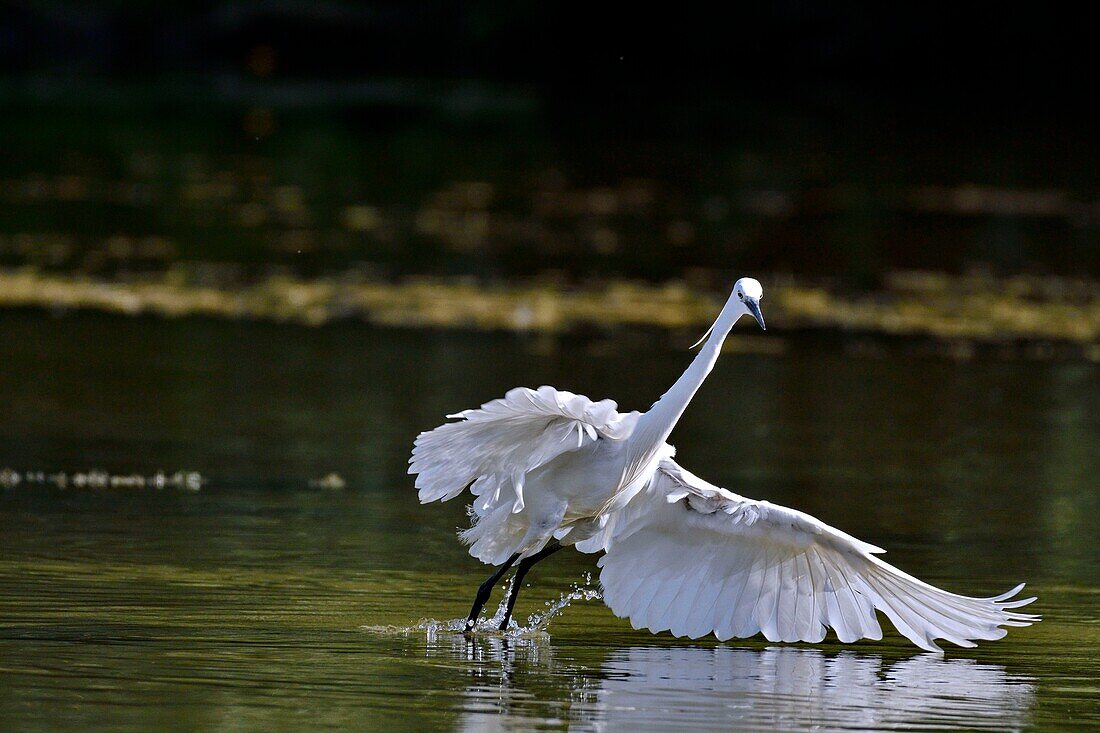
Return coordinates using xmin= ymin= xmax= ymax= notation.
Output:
xmin=412 ymin=385 xmax=637 ymax=511
xmin=411 ymin=385 xmax=641 ymax=565
xmin=409 ymin=277 xmax=1038 ymax=649
xmin=598 ymin=459 xmax=1036 ymax=652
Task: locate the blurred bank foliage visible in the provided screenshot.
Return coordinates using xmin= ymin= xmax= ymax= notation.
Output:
xmin=1 ymin=2 xmax=1098 ymax=349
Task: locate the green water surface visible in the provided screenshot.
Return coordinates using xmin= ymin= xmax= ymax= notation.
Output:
xmin=0 ymin=313 xmax=1096 ymax=731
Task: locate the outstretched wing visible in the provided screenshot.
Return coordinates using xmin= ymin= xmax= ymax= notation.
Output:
xmin=598 ymin=459 xmax=1038 ymax=652
xmin=410 ymin=385 xmax=638 ymax=513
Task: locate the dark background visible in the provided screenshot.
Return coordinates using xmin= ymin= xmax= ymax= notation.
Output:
xmin=3 ymin=2 xmax=1094 ymax=114
xmin=1 ymin=2 xmax=1097 ymax=284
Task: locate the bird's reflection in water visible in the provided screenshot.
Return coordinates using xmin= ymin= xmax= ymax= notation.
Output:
xmin=593 ymin=646 xmax=1035 ymax=732
xmin=428 ymin=635 xmax=1035 ymax=732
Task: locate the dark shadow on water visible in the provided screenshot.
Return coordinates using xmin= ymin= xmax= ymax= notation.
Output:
xmin=426 ymin=637 xmax=1036 ymax=732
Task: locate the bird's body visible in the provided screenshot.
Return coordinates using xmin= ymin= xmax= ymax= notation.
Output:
xmin=409 ymin=278 xmax=1038 ymax=651
xmin=412 ymin=385 xmax=655 ymax=564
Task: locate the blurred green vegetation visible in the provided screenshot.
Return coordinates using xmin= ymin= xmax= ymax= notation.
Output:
xmin=0 ymin=90 xmax=1098 ymax=356
xmin=1 ymin=100 xmax=1098 ymax=284
xmin=2 ymin=270 xmax=1098 ymax=361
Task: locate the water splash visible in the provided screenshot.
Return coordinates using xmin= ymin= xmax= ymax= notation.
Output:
xmin=521 ymin=571 xmax=602 ymax=633
xmin=363 ymin=571 xmax=602 ymax=640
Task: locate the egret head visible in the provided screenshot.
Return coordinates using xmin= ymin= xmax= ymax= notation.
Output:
xmin=690 ymin=277 xmax=766 ymax=348
xmin=733 ymin=277 xmax=766 ymax=330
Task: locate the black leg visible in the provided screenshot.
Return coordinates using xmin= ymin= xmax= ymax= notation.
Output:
xmin=465 ymin=553 xmax=520 ymax=633
xmin=498 ymin=541 xmax=563 ymax=630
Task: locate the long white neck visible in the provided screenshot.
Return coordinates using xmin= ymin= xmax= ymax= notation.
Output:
xmin=621 ymin=294 xmax=745 ymax=482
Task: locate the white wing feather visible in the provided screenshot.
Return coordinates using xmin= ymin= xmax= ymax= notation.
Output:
xmin=409 ymin=385 xmax=638 ymax=514
xmin=598 ymin=459 xmax=1038 ymax=652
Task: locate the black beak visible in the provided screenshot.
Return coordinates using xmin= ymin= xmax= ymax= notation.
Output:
xmin=745 ymin=297 xmax=766 ymax=330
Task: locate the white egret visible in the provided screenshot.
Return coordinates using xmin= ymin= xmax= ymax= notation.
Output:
xmin=409 ymin=278 xmax=1038 ymax=651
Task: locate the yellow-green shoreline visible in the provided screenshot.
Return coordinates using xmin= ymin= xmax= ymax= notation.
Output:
xmin=1 ymin=268 xmax=1097 ymax=351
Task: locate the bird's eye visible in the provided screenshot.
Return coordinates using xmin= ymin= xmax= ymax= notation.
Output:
xmin=738 ymin=292 xmax=744 ymax=300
